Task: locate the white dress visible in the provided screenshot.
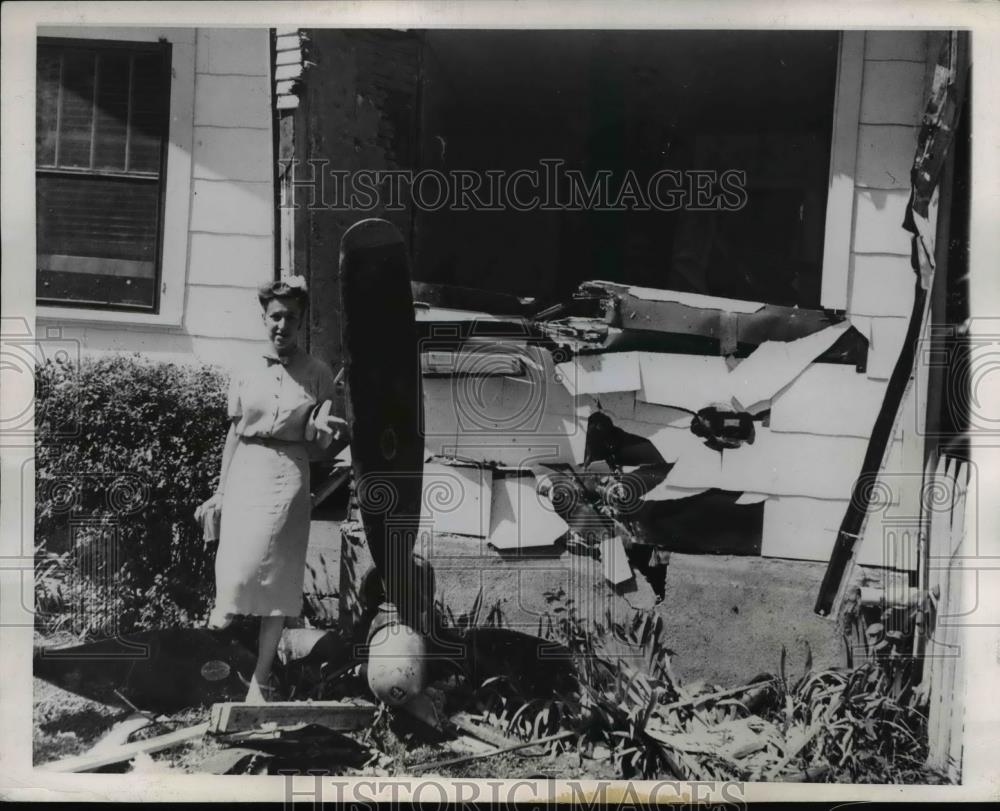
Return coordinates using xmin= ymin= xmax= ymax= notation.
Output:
xmin=212 ymin=345 xmax=337 ymax=617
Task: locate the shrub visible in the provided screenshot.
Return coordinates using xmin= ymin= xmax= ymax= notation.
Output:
xmin=35 ymin=354 xmax=229 ymax=635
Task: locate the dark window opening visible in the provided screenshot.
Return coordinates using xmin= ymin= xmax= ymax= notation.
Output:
xmin=36 ymin=38 xmax=171 ymax=312
xmin=412 ymin=30 xmax=840 ymax=309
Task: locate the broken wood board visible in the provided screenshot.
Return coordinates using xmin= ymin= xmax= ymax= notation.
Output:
xmin=769 ymin=363 xmax=885 ymax=437
xmin=419 ymin=462 xmax=492 ymax=538
xmin=487 ymin=473 xmax=570 ymax=550
xmin=87 ymin=714 xmax=156 ymax=755
xmin=556 ymin=351 xmax=641 ymax=395
xmin=728 ymin=322 xmax=850 ymax=413
xmin=42 ymin=722 xmax=211 ymax=773
xmin=208 ymin=700 xmax=377 ymax=735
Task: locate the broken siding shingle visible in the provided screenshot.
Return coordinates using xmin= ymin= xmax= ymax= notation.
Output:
xmin=274 ymin=28 xmax=306 ymax=110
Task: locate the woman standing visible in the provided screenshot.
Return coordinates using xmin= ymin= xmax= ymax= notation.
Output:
xmin=201 ymin=276 xmax=348 ymax=702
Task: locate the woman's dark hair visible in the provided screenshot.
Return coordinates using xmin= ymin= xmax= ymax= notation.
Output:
xmin=257 ymin=277 xmax=309 ymax=311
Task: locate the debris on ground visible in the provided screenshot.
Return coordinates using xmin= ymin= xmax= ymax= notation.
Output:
xmin=33 ymin=589 xmax=947 ymax=782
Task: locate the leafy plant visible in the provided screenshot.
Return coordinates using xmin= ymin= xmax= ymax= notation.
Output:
xmin=35 ymin=354 xmax=229 ymax=636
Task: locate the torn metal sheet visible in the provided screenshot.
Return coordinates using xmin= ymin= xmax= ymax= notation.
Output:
xmin=617 ymin=284 xmax=766 ymax=314
xmin=579 ymin=280 xmax=860 ymax=363
xmin=487 ymin=473 xmax=570 ymax=550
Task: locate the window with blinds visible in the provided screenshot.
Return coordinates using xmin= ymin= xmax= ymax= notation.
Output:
xmin=36 ymin=39 xmax=171 ymax=311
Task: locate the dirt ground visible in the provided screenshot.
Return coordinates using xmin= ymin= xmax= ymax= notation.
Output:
xmin=32 ymin=517 xmax=850 ymax=776
xmin=308 ymin=518 xmax=846 ymax=685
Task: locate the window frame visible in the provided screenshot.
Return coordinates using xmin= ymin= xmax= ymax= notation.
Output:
xmin=35 ymin=27 xmax=195 ymax=327
xmin=36 ymin=36 xmax=172 ymax=313
xmin=819 ymin=30 xmax=866 ymax=312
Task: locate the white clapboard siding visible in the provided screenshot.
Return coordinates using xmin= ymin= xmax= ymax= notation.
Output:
xmin=190 ymin=179 xmax=273 ymax=237
xmin=194 ymin=74 xmax=272 ymax=129
xmin=864 ymin=30 xmax=928 ymax=62
xmin=196 ymin=29 xmax=270 ymax=76
xmin=769 ymin=364 xmax=885 ymax=438
xmin=193 ymin=126 xmax=275 ymax=183
xmin=184 ymin=286 xmax=267 ymax=341
xmin=859 ymin=60 xmax=926 ymax=126
xmin=761 ymin=496 xmax=849 ymax=560
xmin=852 ymin=189 xmax=914 ymax=255
xmin=849 ymin=254 xmax=916 ymax=317
xmin=188 ymin=233 xmax=272 ymax=288
xmin=855 ymin=125 xmax=919 ymax=190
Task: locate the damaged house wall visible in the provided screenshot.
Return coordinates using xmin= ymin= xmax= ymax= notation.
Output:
xmin=285 ymin=30 xmax=954 ymax=573
xmin=36 ymin=28 xmax=276 ymax=368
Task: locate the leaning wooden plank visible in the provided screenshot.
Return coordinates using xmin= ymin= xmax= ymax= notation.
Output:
xmin=41 ymin=722 xmax=210 ymax=772
xmin=208 ymin=700 xmax=377 ymax=735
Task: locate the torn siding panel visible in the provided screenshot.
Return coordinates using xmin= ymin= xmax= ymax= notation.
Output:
xmin=637 ymin=354 xmax=731 ymax=412
xmin=727 ymin=323 xmax=850 ymax=413
xmin=556 ymin=351 xmax=641 ymax=395
xmin=487 ymin=473 xmax=569 ymax=550
xmin=667 ymin=427 xmax=870 ymax=500
xmin=579 ymin=391 xmax=636 ymax=422
xmin=419 ymin=462 xmax=492 ymax=538
xmin=865 ymin=317 xmax=910 ymax=380
xmin=769 ymin=364 xmax=884 ymax=438
xmin=761 ymin=496 xmax=849 ymax=560
xmin=274 ymin=27 xmax=306 ymax=110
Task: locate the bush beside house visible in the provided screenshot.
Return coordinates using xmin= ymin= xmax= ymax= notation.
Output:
xmin=35 ymin=355 xmax=228 ymax=635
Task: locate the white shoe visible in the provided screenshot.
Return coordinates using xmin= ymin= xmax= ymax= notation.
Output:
xmin=206 ymin=607 xmax=235 ymax=630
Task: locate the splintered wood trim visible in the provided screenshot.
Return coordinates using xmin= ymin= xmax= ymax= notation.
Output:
xmin=821 ymin=31 xmax=865 ymax=311
xmin=41 ymin=722 xmax=211 ymax=772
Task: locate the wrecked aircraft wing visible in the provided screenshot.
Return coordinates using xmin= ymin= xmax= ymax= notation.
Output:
xmin=416 ymin=281 xmax=878 ymax=571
